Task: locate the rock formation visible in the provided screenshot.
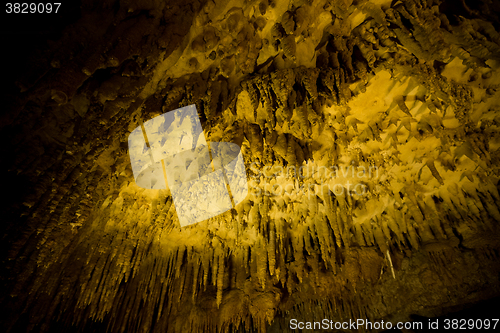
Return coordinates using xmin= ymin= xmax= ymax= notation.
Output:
xmin=1 ymin=0 xmax=500 ymax=332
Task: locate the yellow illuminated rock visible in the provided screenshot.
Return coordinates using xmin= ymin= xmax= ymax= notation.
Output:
xmin=1 ymin=0 xmax=500 ymax=332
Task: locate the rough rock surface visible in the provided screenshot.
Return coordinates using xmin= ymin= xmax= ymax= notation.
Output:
xmin=1 ymin=0 xmax=500 ymax=332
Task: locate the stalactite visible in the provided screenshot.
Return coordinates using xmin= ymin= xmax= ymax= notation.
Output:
xmin=2 ymin=0 xmax=500 ymax=332
xmin=268 ymin=222 xmax=276 ymax=276
xmin=322 ymin=187 xmax=341 ymax=248
xmin=216 ymin=250 xmax=225 ymax=308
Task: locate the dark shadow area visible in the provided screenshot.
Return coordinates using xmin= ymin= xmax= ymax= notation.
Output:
xmin=1 ymin=1 xmax=83 ymax=97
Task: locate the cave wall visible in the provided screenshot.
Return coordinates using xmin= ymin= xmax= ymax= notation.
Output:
xmin=1 ymin=0 xmax=500 ymax=332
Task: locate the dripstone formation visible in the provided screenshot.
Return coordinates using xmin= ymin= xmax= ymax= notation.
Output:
xmin=1 ymin=0 xmax=500 ymax=332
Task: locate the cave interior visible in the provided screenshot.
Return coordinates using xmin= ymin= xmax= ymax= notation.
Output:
xmin=1 ymin=0 xmax=500 ymax=332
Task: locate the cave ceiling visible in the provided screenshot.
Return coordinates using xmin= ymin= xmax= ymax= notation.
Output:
xmin=1 ymin=0 xmax=500 ymax=332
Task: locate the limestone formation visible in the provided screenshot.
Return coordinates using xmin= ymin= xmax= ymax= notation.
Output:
xmin=1 ymin=0 xmax=500 ymax=332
